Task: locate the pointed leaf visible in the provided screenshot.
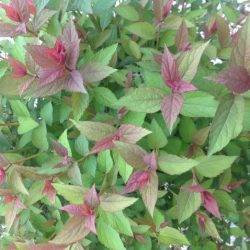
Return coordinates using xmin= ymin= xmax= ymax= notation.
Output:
xmin=208 ymin=95 xmax=244 ymax=155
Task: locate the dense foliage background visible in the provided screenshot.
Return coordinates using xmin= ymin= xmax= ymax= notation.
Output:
xmin=0 ymin=0 xmax=249 ymax=249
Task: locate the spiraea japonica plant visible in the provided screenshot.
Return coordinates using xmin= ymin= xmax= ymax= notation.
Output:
xmin=0 ymin=0 xmax=249 ymax=249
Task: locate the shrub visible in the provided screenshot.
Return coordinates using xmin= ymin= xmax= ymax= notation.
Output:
xmin=0 ymin=0 xmax=249 ymax=249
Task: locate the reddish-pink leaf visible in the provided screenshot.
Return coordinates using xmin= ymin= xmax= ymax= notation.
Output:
xmin=85 ymin=214 xmax=96 ymax=234
xmin=61 ymin=20 xmax=80 ymax=70
xmin=124 ymin=171 xmax=150 ymax=193
xmin=153 ymin=0 xmax=163 ymax=23
xmin=0 ymin=167 xmax=6 ymax=185
xmin=161 ymin=46 xmax=180 ymax=86
xmin=204 ymin=17 xmax=217 ymax=38
xmin=201 ymin=191 xmax=221 ymax=219
xmin=84 ymin=185 xmax=99 ymax=208
xmin=176 ymin=80 xmax=197 ymax=93
xmin=163 ymin=0 xmax=174 ymax=18
xmin=175 ymin=21 xmax=191 ymax=52
xmin=52 ymin=140 xmax=68 ymax=157
xmin=118 ymin=124 xmax=151 ymax=144
xmin=196 ymin=212 xmax=206 ymax=233
xmin=11 ymin=0 xmax=31 ymax=23
xmin=67 ymin=70 xmax=86 ymax=93
xmin=0 ymin=22 xmax=26 ymax=37
xmin=90 ymin=134 xmax=116 ymax=154
xmin=140 ymin=171 xmax=158 ymax=216
xmin=0 ymin=2 xmax=21 ymax=22
xmin=188 ymin=184 xmax=205 ymax=193
xmin=224 ymin=179 xmax=246 ymax=192
xmin=8 ymin=57 xmax=27 ymax=78
xmin=161 ymin=93 xmax=183 ymax=132
xmin=61 ymin=204 xmax=93 ymax=217
xmin=42 ymin=180 xmax=56 ymax=203
xmin=4 ymin=194 xmax=25 ymax=209
xmin=143 ymin=151 xmax=157 ymax=171
xmin=216 ymin=66 xmax=250 ymax=94
xmin=28 ymin=243 xmax=65 ymax=250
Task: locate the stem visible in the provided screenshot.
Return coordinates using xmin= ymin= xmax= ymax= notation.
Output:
xmin=11 ymin=152 xmax=41 ymax=165
xmin=0 ymin=122 xmax=19 ymax=127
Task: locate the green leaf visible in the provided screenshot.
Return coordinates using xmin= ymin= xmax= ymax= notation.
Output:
xmin=208 ymin=95 xmax=244 ymax=155
xmin=125 ymin=22 xmax=156 ymax=40
xmin=116 ymin=5 xmax=139 ymax=21
xmin=71 ymin=93 xmax=89 ymax=121
xmin=100 ymin=193 xmax=138 ymax=212
xmin=195 ymin=155 xmax=237 ymax=178
xmin=99 ymin=210 xmax=133 ymax=236
xmin=72 ymin=120 xmax=116 ymax=141
xmin=40 ymin=102 xmax=53 ymax=126
xmin=177 ymin=189 xmax=201 ymax=223
xmin=52 ymin=183 xmax=86 ymax=204
xmin=121 ymin=39 xmax=141 ymax=59
xmin=32 ymin=120 xmax=49 ymax=151
xmin=177 ymin=41 xmax=209 ymax=82
xmin=118 ymin=87 xmax=164 ymax=113
xmin=97 ymin=150 xmax=113 ymax=173
xmin=182 ymin=91 xmax=218 ymax=117
xmin=147 ymin=119 xmax=168 ymax=149
xmin=112 ymin=151 xmax=133 ymax=183
xmin=8 ymin=167 xmax=29 ymax=195
xmin=94 ymin=87 xmax=118 ymax=108
xmin=159 ymin=226 xmax=190 ymax=246
xmin=59 ymin=130 xmax=72 ymax=157
xmin=92 ymin=44 xmax=118 ymax=65
xmin=97 ymin=218 xmax=126 ymax=250
xmin=81 ymin=63 xmax=116 ymax=83
xmin=93 ymin=0 xmax=116 ymax=15
xmin=9 ymin=100 xmax=30 ymax=117
xmin=158 ymin=151 xmax=198 ymax=175
xmin=17 ymin=117 xmax=39 ymax=135
xmin=34 ymin=0 xmax=50 ymax=11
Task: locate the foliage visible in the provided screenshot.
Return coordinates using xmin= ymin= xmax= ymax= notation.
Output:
xmin=0 ymin=0 xmax=249 ymax=249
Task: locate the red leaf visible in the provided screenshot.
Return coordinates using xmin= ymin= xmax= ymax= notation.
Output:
xmin=90 ymin=134 xmax=116 ymax=154
xmin=216 ymin=66 xmax=250 ymax=94
xmin=188 ymin=184 xmax=205 ymax=193
xmin=175 ymin=21 xmax=191 ymax=52
xmin=85 ymin=214 xmax=96 ymax=234
xmin=0 ymin=22 xmax=26 ymax=37
xmin=0 ymin=167 xmax=6 ymax=185
xmin=196 ymin=212 xmax=206 ymax=233
xmin=124 ymin=171 xmax=150 ymax=193
xmin=61 ymin=204 xmax=93 ymax=217
xmin=42 ymin=180 xmax=56 ymax=203
xmin=8 ymin=57 xmax=27 ymax=78
xmin=204 ymin=17 xmax=217 ymax=38
xmin=67 ymin=70 xmax=86 ymax=93
xmin=52 ymin=140 xmax=68 ymax=157
xmin=161 ymin=46 xmax=180 ymax=86
xmin=161 ymin=93 xmax=183 ymax=132
xmin=27 ymin=0 xmax=36 ymax=15
xmin=11 ymin=0 xmax=30 ymax=23
xmin=84 ymin=185 xmax=99 ymax=209
xmin=224 ymin=179 xmax=246 ymax=192
xmin=61 ymin=20 xmax=80 ymax=70
xmin=0 ymin=2 xmax=21 ymax=22
xmin=143 ymin=151 xmax=157 ymax=171
xmin=162 ymin=0 xmax=174 ymax=18
xmin=201 ymin=191 xmax=221 ymax=219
